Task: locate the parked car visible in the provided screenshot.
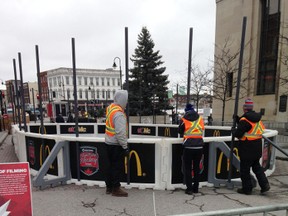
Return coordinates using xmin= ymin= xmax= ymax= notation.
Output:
xmin=31 ymin=109 xmax=41 ymax=118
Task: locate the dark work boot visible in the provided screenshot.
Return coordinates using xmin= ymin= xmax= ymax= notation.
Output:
xmin=112 ymin=187 xmax=128 ymax=197
xmin=193 ymin=188 xmax=199 ymax=193
xmin=193 ymin=184 xmax=199 ymax=193
xmin=106 ymin=187 xmax=112 ymax=194
xmin=237 ymin=188 xmax=252 ymax=195
xmin=260 ymin=184 xmax=270 ymax=194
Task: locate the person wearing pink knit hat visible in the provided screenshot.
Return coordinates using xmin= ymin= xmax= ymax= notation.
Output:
xmin=233 ymin=98 xmax=270 ymax=195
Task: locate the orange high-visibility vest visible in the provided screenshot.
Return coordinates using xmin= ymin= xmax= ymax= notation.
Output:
xmin=240 ymin=117 xmax=265 ymax=141
xmin=105 ymin=104 xmax=126 ymax=137
xmin=182 ymin=116 xmax=204 ymax=139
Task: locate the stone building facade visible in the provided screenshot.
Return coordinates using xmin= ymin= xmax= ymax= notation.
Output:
xmin=213 ymin=0 xmax=288 ymax=125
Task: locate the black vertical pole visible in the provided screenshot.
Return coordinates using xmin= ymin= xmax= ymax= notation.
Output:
xmin=10 ymin=83 xmax=15 ymax=124
xmin=125 ymin=27 xmax=130 ymax=185
xmin=35 ymin=46 xmax=44 ymax=134
xmin=35 ymin=45 xmax=45 ymax=170
xmin=18 ymin=52 xmax=27 ymax=131
xmin=228 ymin=17 xmax=247 ymax=186
xmin=13 ymin=59 xmax=21 ymax=130
xmin=72 ymin=38 xmax=80 ymax=181
xmin=32 ymin=88 xmax=36 ymax=123
xmin=176 ymin=84 xmax=179 ymax=124
xmin=187 ymin=27 xmax=193 ymax=105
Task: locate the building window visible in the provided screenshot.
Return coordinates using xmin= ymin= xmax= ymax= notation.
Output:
xmin=91 ymin=89 xmax=95 ymax=99
xmin=96 ymin=78 xmax=99 ymax=86
xmin=67 ymin=88 xmax=70 ymax=99
xmin=57 ymin=77 xmax=61 ymax=86
xmin=79 ymin=89 xmax=83 ymax=99
xmin=49 ymin=78 xmax=52 ymax=88
xmin=58 ymin=88 xmax=62 ymax=98
xmin=101 ymin=78 xmax=105 ymax=86
xmin=78 ymin=77 xmax=82 ymax=85
xmin=90 ymin=77 xmax=94 ymax=85
xmin=84 ymin=77 xmax=88 ymax=86
xmin=54 ymin=90 xmax=58 ymax=98
xmin=112 ymin=78 xmax=115 ymax=86
xmin=102 ymin=89 xmax=105 ymax=99
xmin=85 ymin=89 xmax=88 ymax=99
xmin=257 ymin=0 xmax=280 ymax=95
xmin=53 ymin=77 xmax=57 ymax=87
xmin=97 ymin=89 xmax=100 ymax=99
xmin=66 ymin=76 xmax=69 ymax=85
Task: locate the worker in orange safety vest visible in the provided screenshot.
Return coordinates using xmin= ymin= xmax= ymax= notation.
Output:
xmin=105 ymin=90 xmax=129 ymax=197
xmin=178 ymin=103 xmax=204 ymax=195
xmin=233 ymin=98 xmax=270 ymax=195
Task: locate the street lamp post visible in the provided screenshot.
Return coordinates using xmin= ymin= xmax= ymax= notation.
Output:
xmin=113 ymin=57 xmax=122 ymax=89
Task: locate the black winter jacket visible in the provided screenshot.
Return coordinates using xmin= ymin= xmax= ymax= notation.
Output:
xmin=234 ymin=110 xmax=263 ymax=161
xmin=178 ymin=110 xmax=204 ymax=148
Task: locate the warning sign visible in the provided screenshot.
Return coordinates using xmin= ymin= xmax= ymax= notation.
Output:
xmin=0 ymin=162 xmax=33 ymax=216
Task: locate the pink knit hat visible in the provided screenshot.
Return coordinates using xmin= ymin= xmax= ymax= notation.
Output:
xmin=243 ymin=98 xmax=253 ymax=110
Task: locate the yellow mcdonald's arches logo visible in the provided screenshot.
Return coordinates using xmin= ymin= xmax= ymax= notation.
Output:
xmin=40 ymin=144 xmax=54 ymax=169
xmin=213 ymin=130 xmax=221 ymax=137
xmin=38 ymin=126 xmax=47 ymax=134
xmin=125 ymin=150 xmax=142 ymax=176
xmin=164 ymin=127 xmax=171 ymax=137
xmin=217 ymin=147 xmax=240 ymax=174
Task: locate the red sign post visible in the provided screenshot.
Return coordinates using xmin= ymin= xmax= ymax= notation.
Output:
xmin=0 ymin=162 xmax=33 ymax=216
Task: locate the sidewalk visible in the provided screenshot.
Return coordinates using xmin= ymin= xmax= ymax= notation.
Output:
xmin=0 ymin=130 xmax=8 ymax=146
xmin=1 ymin=133 xmax=288 ymax=216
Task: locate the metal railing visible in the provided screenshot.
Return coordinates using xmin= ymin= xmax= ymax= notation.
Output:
xmin=169 ymin=203 xmax=288 ymax=216
xmin=263 ymin=135 xmax=288 ymax=158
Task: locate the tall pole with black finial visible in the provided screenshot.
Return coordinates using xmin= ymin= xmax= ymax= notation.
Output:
xmin=18 ymin=52 xmax=27 ymax=132
xmin=13 ymin=59 xmax=21 ymax=130
xmin=125 ymin=27 xmax=130 ymax=185
xmin=187 ymin=27 xmax=193 ymax=105
xmin=35 ymin=45 xmax=44 ymax=134
xmin=35 ymin=45 xmax=45 ymax=170
xmin=71 ymin=38 xmax=80 ymax=181
xmin=228 ymin=16 xmax=247 ymax=187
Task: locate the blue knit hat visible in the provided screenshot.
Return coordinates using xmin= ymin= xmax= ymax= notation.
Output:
xmin=185 ymin=103 xmax=194 ymax=112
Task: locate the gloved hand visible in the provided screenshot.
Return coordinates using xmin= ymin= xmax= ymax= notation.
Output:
xmin=123 ymin=148 xmax=130 ymax=157
xmin=232 ymin=114 xmax=240 ymax=124
xmin=231 ymin=127 xmax=237 ymax=136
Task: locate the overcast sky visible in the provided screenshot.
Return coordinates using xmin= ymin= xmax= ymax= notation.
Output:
xmin=0 ymin=0 xmax=216 ymax=88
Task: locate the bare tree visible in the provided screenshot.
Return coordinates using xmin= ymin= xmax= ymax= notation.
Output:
xmin=212 ymin=38 xmax=254 ymax=125
xmin=189 ymin=65 xmax=212 ymax=111
xmin=177 ymin=62 xmax=212 ymax=112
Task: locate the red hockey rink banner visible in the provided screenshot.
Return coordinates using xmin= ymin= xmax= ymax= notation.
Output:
xmin=0 ymin=162 xmax=33 ymax=216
